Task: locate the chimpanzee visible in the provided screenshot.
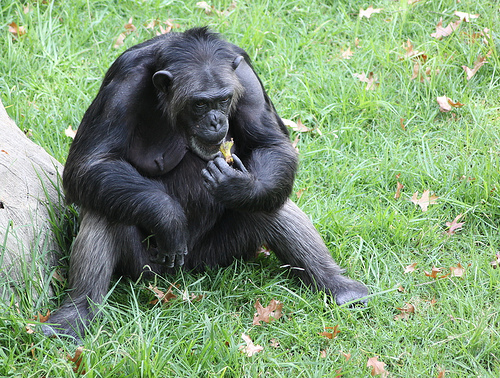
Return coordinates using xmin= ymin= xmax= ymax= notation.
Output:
xmin=43 ymin=27 xmax=368 ymax=341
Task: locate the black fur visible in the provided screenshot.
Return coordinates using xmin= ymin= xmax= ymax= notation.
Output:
xmin=43 ymin=28 xmax=368 ymax=341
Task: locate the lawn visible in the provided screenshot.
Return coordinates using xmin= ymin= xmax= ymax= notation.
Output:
xmin=1 ymin=0 xmax=500 ymax=376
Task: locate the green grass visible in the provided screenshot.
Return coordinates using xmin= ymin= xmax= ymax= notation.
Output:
xmin=1 ymin=0 xmax=500 ymax=376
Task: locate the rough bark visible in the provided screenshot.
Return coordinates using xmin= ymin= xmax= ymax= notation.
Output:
xmin=0 ymin=99 xmax=64 ymax=301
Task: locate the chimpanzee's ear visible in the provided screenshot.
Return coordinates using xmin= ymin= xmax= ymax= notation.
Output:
xmin=152 ymin=70 xmax=173 ymax=93
xmin=232 ymin=56 xmax=244 ymax=70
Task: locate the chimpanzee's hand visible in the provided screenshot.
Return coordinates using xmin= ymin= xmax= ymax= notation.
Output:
xmin=150 ymin=219 xmax=188 ymax=268
xmin=202 ymin=153 xmax=257 ymax=208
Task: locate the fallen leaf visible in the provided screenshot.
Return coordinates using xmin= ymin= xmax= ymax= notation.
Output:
xmin=181 ymin=290 xmax=203 ymax=303
xmin=319 ymin=325 xmax=341 ymax=339
xmin=341 ymin=351 xmax=351 ymax=361
xmin=64 ymin=125 xmax=77 ymax=139
xmin=411 ymin=190 xmax=438 ymax=211
xmin=270 ymin=338 xmax=280 ymax=348
xmin=462 ymin=53 xmax=491 ymax=80
xmin=196 ymin=1 xmax=236 ymax=16
xmin=320 ymin=350 xmax=327 ymax=358
xmin=67 ymin=346 xmax=86 ymax=374
xmin=450 ymin=263 xmax=465 ymax=277
xmin=359 ymin=6 xmax=382 ymax=19
xmin=400 ymin=118 xmax=406 ymax=131
xmin=354 ymin=72 xmax=379 ymax=90
xmin=296 ymin=188 xmax=307 ymax=199
xmin=394 ymin=181 xmax=404 ymax=199
xmin=424 ymin=267 xmax=442 ymax=279
xmin=282 ymin=118 xmax=311 ymax=132
xmin=445 ymin=214 xmax=464 ymax=235
xmin=124 ymin=17 xmax=136 ymax=33
xmin=490 ymin=253 xmax=500 ymax=269
xmin=436 ymin=96 xmax=452 ymax=112
xmin=367 ymin=356 xmax=389 ymax=377
xmin=148 ymin=284 xmax=178 ymax=305
xmin=256 ymin=245 xmax=271 ymax=258
xmin=25 ymin=324 xmax=36 ymax=334
xmin=404 ymin=262 xmax=417 ymax=274
xmin=341 ymin=46 xmax=354 ymax=59
xmin=430 ymin=17 xmax=461 ymax=39
xmin=239 ymin=333 xmax=263 ymax=356
xmin=394 ymin=303 xmax=415 ymax=321
xmin=113 ymin=33 xmax=127 ymax=48
xmin=8 ymin=22 xmax=26 ymax=37
xmin=253 ymin=299 xmax=283 ymax=325
xmin=35 ymin=310 xmax=51 ymax=323
xmin=454 ymin=11 xmax=479 ymax=22
xmin=113 ymin=17 xmax=137 ymax=48
xmin=401 ymin=39 xmax=425 ymax=60
xmin=397 ymin=285 xmax=405 ymax=292
xmin=436 ymin=366 xmax=446 ymax=377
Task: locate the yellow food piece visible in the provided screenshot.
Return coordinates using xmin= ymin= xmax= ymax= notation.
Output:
xmin=220 ymin=139 xmax=234 ymax=164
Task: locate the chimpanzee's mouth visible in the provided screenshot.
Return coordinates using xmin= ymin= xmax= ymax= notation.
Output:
xmin=189 ymin=136 xmax=225 ymax=161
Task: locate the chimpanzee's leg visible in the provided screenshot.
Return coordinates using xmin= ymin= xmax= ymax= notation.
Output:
xmin=188 ymin=199 xmax=368 ymax=305
xmin=42 ymin=211 xmax=137 ymax=341
xmin=263 ymin=200 xmax=368 ymax=305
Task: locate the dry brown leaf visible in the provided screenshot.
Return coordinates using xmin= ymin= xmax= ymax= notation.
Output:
xmin=367 ymin=356 xmax=389 ymax=377
xmin=319 ymin=325 xmax=341 ymax=339
xmin=25 ymin=324 xmax=36 ymax=334
xmin=411 ymin=190 xmax=438 ymax=211
xmin=35 ymin=310 xmax=51 ymax=323
xmin=354 ymin=72 xmax=379 ymax=90
xmin=394 ymin=181 xmax=404 ymax=200
xmin=359 ymin=6 xmax=382 ymax=19
xmin=67 ymin=346 xmax=86 ymax=374
xmin=424 ymin=267 xmax=442 ymax=279
xmin=341 ymin=46 xmax=354 ymax=59
xmin=292 ymin=134 xmax=300 ymax=152
xmin=148 ymin=284 xmax=178 ymax=305
xmin=462 ymin=52 xmax=491 ymax=80
xmin=490 ymin=253 xmax=500 ymax=269
xmin=196 ymin=1 xmax=236 ymax=16
xmin=296 ymin=188 xmax=307 ymax=199
xmin=113 ymin=33 xmax=126 ymax=48
xmin=430 ymin=17 xmax=461 ymax=39
xmin=8 ymin=22 xmax=26 ymax=37
xmin=394 ymin=303 xmax=415 ymax=321
xmin=113 ymin=18 xmax=137 ymax=48
xmin=270 ymin=338 xmax=280 ymax=348
xmin=253 ymin=299 xmax=283 ymax=325
xmin=239 ymin=333 xmax=263 ymax=356
xmin=437 ymin=96 xmax=465 ymax=112
xmin=320 ymin=350 xmax=327 ymax=358
xmin=400 ymin=118 xmax=406 ymax=131
xmin=401 ymin=39 xmax=425 ymax=60
xmin=64 ymin=125 xmax=77 ymax=139
xmin=404 ymin=262 xmax=418 ymax=274
xmin=437 ymin=367 xmax=446 ymax=378
xmin=436 ymin=96 xmax=452 ymax=112
xmin=124 ymin=17 xmax=136 ymax=33
xmin=454 ymin=11 xmax=479 ymax=22
xmin=450 ymin=263 xmax=466 ymax=277
xmin=445 ymin=214 xmax=464 ymax=235
xmin=341 ymin=351 xmax=351 ymax=361
xmin=282 ymin=118 xmax=311 ymax=132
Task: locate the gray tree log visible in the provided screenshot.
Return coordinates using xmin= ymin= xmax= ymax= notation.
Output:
xmin=0 ymin=99 xmax=64 ymax=301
